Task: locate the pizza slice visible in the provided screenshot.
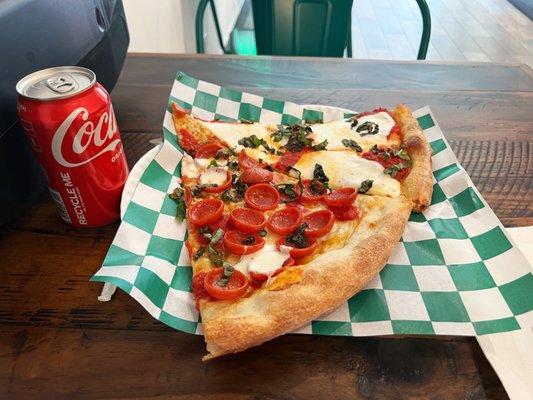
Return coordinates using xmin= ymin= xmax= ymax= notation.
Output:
xmin=169 ymin=103 xmax=432 ymax=359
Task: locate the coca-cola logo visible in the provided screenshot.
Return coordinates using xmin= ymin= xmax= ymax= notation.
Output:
xmin=51 ymin=104 xmax=120 ymax=167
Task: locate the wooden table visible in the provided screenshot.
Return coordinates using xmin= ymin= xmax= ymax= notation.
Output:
xmin=1 ymin=54 xmax=532 ymax=399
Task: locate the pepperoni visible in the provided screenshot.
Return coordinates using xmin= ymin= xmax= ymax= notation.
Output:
xmin=302 ymin=210 xmax=334 ymax=238
xmin=239 ymin=151 xmax=266 ymax=170
xmin=203 ymin=268 xmax=249 ymax=300
xmin=223 ymin=230 xmax=265 ymax=255
xmin=199 ymin=170 xmax=232 ymax=193
xmin=195 ymin=142 xmax=225 ymax=158
xmin=188 ymin=199 xmax=224 ymax=225
xmin=276 ymin=237 xmax=317 ymax=259
xmin=178 ymin=128 xmax=200 ymax=154
xmin=267 ymin=207 xmax=302 ymax=235
xmin=300 ymin=180 xmax=327 ymax=202
xmin=244 ymin=183 xmax=280 ymax=211
xmin=230 ymin=208 xmax=266 ymax=233
xmin=273 ymin=149 xmax=308 ymax=172
xmin=329 ymin=204 xmax=360 ymax=221
xmin=239 ymin=168 xmax=274 ymax=184
xmin=207 ymin=213 xmax=230 ymax=232
xmin=324 ymin=188 xmax=357 ymax=207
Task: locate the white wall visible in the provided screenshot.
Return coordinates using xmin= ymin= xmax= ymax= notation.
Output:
xmin=123 ymin=0 xmax=244 ymax=53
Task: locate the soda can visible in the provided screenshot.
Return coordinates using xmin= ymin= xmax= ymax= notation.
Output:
xmin=16 ymin=66 xmax=129 ymax=227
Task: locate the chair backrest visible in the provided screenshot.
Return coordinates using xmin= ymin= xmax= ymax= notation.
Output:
xmin=251 ymin=0 xmax=353 ymax=57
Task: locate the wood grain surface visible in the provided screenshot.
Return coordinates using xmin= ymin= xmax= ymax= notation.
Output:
xmin=2 ymin=54 xmax=532 ymax=399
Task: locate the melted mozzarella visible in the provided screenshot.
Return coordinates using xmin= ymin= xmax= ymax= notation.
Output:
xmin=181 ymin=154 xmax=199 ymax=178
xmin=202 ymin=122 xmax=270 ymax=151
xmin=198 ymin=167 xmax=228 ymax=185
xmin=234 ymin=244 xmax=291 ymax=277
xmin=310 ymin=112 xmax=396 ymax=150
xmin=293 ymin=150 xmax=400 ymax=197
xmin=194 ymin=158 xmax=211 ymax=170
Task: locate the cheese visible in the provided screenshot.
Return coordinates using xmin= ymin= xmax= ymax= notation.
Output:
xmin=310 ymin=112 xmax=396 ymax=150
xmin=198 ymin=167 xmax=228 ymax=186
xmin=202 ymin=122 xmax=270 ymax=151
xmin=181 ymin=154 xmax=199 ymax=178
xmin=194 ymin=158 xmax=212 ymax=170
xmin=293 ymin=150 xmax=400 ymax=197
xmin=234 ymin=244 xmax=291 ymax=277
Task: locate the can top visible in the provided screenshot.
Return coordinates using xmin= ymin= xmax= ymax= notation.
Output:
xmin=16 ymin=66 xmax=96 ymax=100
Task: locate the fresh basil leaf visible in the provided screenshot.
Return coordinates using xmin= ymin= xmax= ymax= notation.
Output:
xmin=227 ymin=160 xmax=239 ymax=171
xmin=260 ymin=139 xmax=275 ymax=154
xmin=208 ymin=159 xmax=219 ymax=167
xmin=382 ymin=151 xmax=390 ymax=161
xmin=258 ymin=229 xmax=267 ymax=237
xmin=285 ymin=223 xmax=309 ymax=249
xmin=313 ymin=164 xmax=329 ymax=185
xmin=288 ymin=167 xmax=302 ymax=181
xmin=312 ymin=139 xmax=328 ymax=151
xmin=193 ymin=246 xmax=206 ymax=261
xmin=175 ymin=199 xmax=186 ymax=221
xmin=394 ymin=148 xmax=411 ymax=161
xmin=191 ymin=184 xmax=216 ymax=197
xmin=304 ymin=118 xmax=323 ymax=124
xmin=341 ymin=139 xmax=362 ymax=152
xmin=242 ymin=235 xmax=255 ymax=245
xmin=218 ymin=262 xmax=234 ymax=286
xmin=221 ymin=189 xmax=243 ymax=203
xmin=370 ymin=144 xmax=379 ymax=154
xmin=383 ymin=163 xmax=406 ymax=178
xmin=358 ymin=179 xmax=373 ymax=194
xmin=208 ymin=245 xmax=223 ymax=267
xmin=356 ymin=121 xmax=379 ymax=136
xmin=238 ymin=135 xmax=262 ymax=148
xmin=210 ymin=228 xmax=224 ymax=245
xmin=240 ymin=118 xmax=254 ymax=124
xmin=276 ymin=183 xmax=298 ymax=201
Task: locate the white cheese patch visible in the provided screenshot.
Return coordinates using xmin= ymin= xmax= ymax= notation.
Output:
xmin=293 ymin=150 xmax=400 ymax=197
xmin=234 ymin=244 xmax=291 ymax=277
xmin=181 ymin=154 xmax=199 ymax=178
xmin=198 ymin=167 xmax=228 ymax=186
xmin=194 ymin=158 xmax=211 ymax=170
xmin=310 ymin=112 xmax=396 ymax=150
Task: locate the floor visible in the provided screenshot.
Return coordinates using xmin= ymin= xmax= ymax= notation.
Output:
xmin=352 ymin=0 xmax=533 ymax=65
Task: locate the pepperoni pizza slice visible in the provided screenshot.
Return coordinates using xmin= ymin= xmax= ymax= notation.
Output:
xmin=169 ymin=103 xmax=432 ymax=359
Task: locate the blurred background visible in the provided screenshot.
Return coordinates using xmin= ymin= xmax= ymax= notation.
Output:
xmin=124 ymin=0 xmax=532 ymax=65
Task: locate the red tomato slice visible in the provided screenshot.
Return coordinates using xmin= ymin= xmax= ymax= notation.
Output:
xmin=300 ymin=179 xmax=327 ymax=202
xmin=302 ymin=210 xmax=334 ymax=238
xmin=204 ymin=268 xmax=249 ymax=300
xmin=223 ymin=230 xmax=265 ymax=255
xmin=188 ymin=199 xmax=224 ymax=225
xmin=195 ymin=142 xmax=225 ymax=158
xmin=230 ymin=208 xmax=266 ymax=233
xmin=267 ymin=207 xmax=302 ymax=235
xmin=324 ymin=188 xmax=357 ymax=207
xmin=329 ymin=205 xmax=360 ymax=221
xmin=239 ymin=168 xmax=274 ymax=184
xmin=244 ymin=183 xmax=280 ymax=211
xmin=239 ymin=151 xmax=266 ymax=169
xmin=249 ymin=257 xmax=296 ymax=283
xmin=276 ymin=237 xmax=317 ymax=259
xmin=198 ymin=170 xmax=232 ymax=193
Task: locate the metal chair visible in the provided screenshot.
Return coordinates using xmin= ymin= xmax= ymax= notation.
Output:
xmin=196 ymin=0 xmax=431 ymax=60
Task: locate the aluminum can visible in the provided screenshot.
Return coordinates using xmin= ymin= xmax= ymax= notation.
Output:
xmin=16 ymin=66 xmax=129 ymax=227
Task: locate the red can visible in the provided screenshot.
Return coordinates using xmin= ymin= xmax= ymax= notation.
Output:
xmin=16 ymin=66 xmax=129 ymax=227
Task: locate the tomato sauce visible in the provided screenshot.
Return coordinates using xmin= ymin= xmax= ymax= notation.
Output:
xmin=361 ymin=150 xmax=410 ymax=182
xmin=178 ymin=128 xmax=200 ymax=154
xmin=274 ymin=149 xmax=309 ymax=172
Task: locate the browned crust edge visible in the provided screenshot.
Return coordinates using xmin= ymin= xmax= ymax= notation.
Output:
xmin=393 ymin=104 xmax=433 ymax=212
xmin=201 ymin=195 xmax=412 ymax=360
xmin=171 ymin=106 xmax=217 ymax=147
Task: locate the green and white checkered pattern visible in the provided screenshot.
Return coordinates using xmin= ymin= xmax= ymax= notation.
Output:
xmin=92 ymin=72 xmax=533 ymax=337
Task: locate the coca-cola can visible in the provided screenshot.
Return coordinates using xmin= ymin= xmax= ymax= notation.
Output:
xmin=16 ymin=66 xmax=129 ymax=227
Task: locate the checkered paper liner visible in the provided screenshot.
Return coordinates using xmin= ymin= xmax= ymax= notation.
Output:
xmin=92 ymin=72 xmax=533 ymax=337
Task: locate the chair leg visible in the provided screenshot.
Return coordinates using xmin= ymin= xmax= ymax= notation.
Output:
xmin=415 ymin=0 xmax=431 ymax=60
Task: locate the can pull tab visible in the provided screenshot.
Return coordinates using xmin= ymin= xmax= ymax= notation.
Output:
xmin=45 ymin=74 xmax=78 ymax=93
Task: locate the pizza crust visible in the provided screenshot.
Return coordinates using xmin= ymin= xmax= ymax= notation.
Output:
xmin=393 ymin=104 xmax=433 ymax=212
xmin=200 ymin=194 xmax=412 ymax=360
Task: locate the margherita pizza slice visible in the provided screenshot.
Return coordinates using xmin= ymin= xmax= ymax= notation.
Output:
xmin=169 ymin=103 xmax=432 ymax=359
